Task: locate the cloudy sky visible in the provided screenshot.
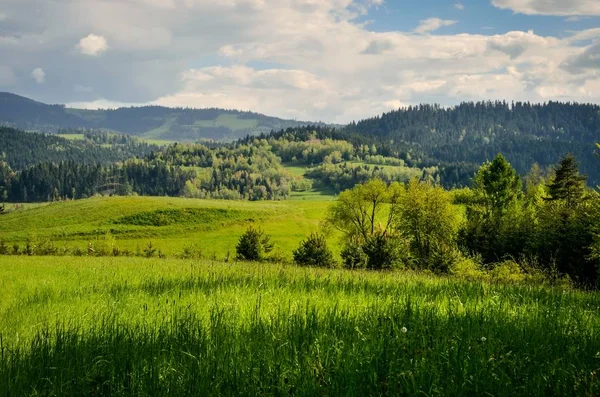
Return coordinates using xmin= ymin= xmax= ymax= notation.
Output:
xmin=0 ymin=0 xmax=599 ymax=123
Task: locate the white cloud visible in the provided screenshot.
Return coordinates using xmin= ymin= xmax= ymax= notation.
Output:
xmin=455 ymin=3 xmax=465 ymax=10
xmin=414 ymin=18 xmax=457 ymax=34
xmin=0 ymin=0 xmax=599 ymax=123
xmin=491 ymin=0 xmax=600 ymax=16
xmin=76 ymin=34 xmax=108 ymax=56
xmin=31 ymin=68 xmax=46 ymax=84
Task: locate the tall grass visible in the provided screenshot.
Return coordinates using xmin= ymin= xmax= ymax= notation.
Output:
xmin=0 ymin=256 xmax=599 ymax=395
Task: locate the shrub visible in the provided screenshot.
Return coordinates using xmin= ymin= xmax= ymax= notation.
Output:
xmin=362 ymin=234 xmax=402 ymax=270
xmin=450 ymin=254 xmax=486 ymax=280
xmin=236 ymin=227 xmax=274 ymax=261
xmin=177 ymin=245 xmax=203 ymax=260
xmin=0 ymin=239 xmax=7 ymax=255
xmin=341 ymin=240 xmax=367 ymax=270
xmin=143 ymin=241 xmax=158 ymax=258
xmin=489 ymin=260 xmax=525 ymax=284
xmin=293 ymin=233 xmax=335 ymax=267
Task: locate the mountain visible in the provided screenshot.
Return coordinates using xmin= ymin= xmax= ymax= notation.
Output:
xmin=0 ymin=127 xmax=159 ymax=170
xmin=0 ymin=92 xmax=326 ymax=141
xmin=338 ymin=101 xmax=600 ymax=186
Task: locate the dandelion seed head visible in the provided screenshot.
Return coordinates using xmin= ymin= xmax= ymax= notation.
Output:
xmin=401 ymin=327 xmax=408 ymax=334
xmin=481 ymin=337 xmax=487 ymax=342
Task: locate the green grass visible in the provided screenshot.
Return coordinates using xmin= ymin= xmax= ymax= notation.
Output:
xmin=56 ymin=133 xmax=85 ymax=140
xmin=0 ymin=256 xmax=598 ymax=395
xmin=141 ymin=116 xmax=178 ymax=140
xmin=0 ymin=196 xmax=337 ymax=258
xmin=193 ymin=114 xmax=259 ymax=130
xmin=282 ymin=162 xmax=311 ymax=177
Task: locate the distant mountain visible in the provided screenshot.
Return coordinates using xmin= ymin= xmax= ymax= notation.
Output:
xmin=0 ymin=92 xmax=327 ymax=141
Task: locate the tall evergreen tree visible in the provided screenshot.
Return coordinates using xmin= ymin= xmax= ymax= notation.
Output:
xmin=547 ymin=154 xmax=586 ymax=208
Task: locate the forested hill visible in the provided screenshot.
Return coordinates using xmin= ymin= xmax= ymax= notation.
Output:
xmin=0 ymin=92 xmax=325 ymax=141
xmin=339 ymin=101 xmax=600 ymax=185
xmin=0 ymin=127 xmax=158 ymax=170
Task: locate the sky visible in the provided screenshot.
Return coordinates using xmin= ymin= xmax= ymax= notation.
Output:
xmin=0 ymin=0 xmax=599 ymax=123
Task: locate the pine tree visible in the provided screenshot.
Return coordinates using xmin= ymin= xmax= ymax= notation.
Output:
xmin=547 ymin=154 xmax=587 ymax=208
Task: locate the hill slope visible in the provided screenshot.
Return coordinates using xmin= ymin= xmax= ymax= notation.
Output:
xmin=0 ymin=127 xmax=158 ymax=170
xmin=0 ymin=92 xmax=325 ymax=141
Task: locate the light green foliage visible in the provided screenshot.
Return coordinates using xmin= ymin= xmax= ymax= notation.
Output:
xmin=271 ymin=137 xmax=354 ymax=165
xmin=326 ymin=179 xmax=405 ymax=269
xmin=473 ymin=154 xmax=522 ymax=217
xmin=0 ymin=257 xmax=598 ymax=395
xmin=396 ymin=179 xmax=462 ymax=272
xmin=462 ymin=155 xmax=525 ymax=263
xmin=326 ymin=179 xmax=402 ymax=242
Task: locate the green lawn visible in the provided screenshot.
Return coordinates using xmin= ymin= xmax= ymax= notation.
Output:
xmin=0 ymin=256 xmax=598 ymax=395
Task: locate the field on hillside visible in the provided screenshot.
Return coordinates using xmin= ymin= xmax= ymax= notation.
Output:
xmin=0 ymin=256 xmax=598 ymax=395
xmin=0 ymin=196 xmax=338 ymax=259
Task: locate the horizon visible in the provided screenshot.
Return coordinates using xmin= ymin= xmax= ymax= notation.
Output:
xmin=0 ymin=0 xmax=599 ymax=123
xmin=4 ymin=90 xmax=600 ymax=126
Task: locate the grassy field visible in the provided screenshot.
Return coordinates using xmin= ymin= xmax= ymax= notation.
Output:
xmin=0 ymin=196 xmax=338 ymax=259
xmin=0 ymin=256 xmax=598 ymax=395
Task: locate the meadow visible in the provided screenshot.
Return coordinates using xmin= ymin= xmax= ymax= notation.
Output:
xmin=0 ymin=196 xmax=338 ymax=259
xmin=0 ymin=256 xmax=599 ymax=395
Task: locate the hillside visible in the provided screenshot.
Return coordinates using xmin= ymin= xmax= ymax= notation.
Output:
xmin=0 ymin=92 xmax=325 ymax=141
xmin=0 ymin=196 xmax=333 ymax=258
xmin=0 ymin=127 xmax=158 ymax=170
xmin=340 ymin=101 xmax=600 ymax=185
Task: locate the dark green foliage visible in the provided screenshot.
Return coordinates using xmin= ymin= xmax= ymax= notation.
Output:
xmin=293 ymin=233 xmax=334 ymax=267
xmin=115 ymin=208 xmax=240 ymax=227
xmin=306 ymin=161 xmax=430 ymax=193
xmin=461 ymin=155 xmax=524 ymax=263
xmin=0 ymin=127 xmax=158 ymax=170
xmin=361 ymin=234 xmax=402 ymax=270
xmin=459 ymin=153 xmax=600 ymax=287
xmin=340 ymin=239 xmax=368 ymax=269
xmin=547 ymin=153 xmax=587 ymax=207
xmin=236 ymin=227 xmax=274 ymax=261
xmin=0 ymin=239 xmax=7 ymax=255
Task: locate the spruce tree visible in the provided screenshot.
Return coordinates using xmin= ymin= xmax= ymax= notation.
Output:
xmin=547 ymin=154 xmax=586 ymax=208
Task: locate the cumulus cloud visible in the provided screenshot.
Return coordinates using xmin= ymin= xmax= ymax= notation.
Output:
xmin=414 ymin=18 xmax=457 ymax=34
xmin=31 ymin=68 xmax=46 ymax=84
xmin=455 ymin=3 xmax=465 ymax=10
xmin=0 ymin=0 xmax=599 ymax=123
xmin=76 ymin=34 xmax=108 ymax=56
xmin=491 ymin=0 xmax=600 ymax=16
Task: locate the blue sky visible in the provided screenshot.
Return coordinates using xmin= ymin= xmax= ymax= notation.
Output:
xmin=0 ymin=0 xmax=599 ymax=123
xmin=363 ymin=1 xmax=599 ymax=37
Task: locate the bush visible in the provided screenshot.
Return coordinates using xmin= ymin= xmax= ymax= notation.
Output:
xmin=177 ymin=245 xmax=203 ymax=260
xmin=293 ymin=233 xmax=335 ymax=267
xmin=341 ymin=242 xmax=367 ymax=270
xmin=450 ymin=255 xmax=486 ymax=280
xmin=489 ymin=260 xmax=525 ymax=284
xmin=236 ymin=226 xmax=274 ymax=261
xmin=362 ymin=234 xmax=402 ymax=270
xmin=0 ymin=239 xmax=7 ymax=255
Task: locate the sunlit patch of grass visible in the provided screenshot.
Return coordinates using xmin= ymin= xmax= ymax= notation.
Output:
xmin=0 ymin=256 xmax=598 ymax=395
